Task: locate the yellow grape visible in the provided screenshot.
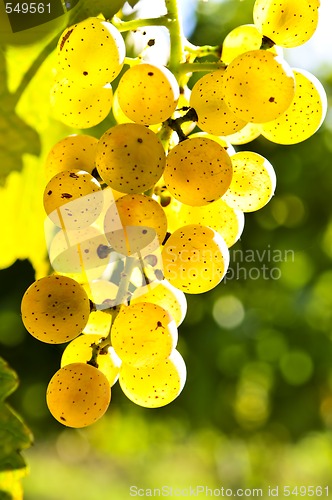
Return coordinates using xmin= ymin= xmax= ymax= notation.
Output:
xmin=96 ymin=123 xmax=166 ymax=194
xmin=224 ymin=123 xmax=261 ymax=145
xmin=61 ymin=334 xmax=121 ymax=386
xmin=222 ymin=152 xmax=276 ymax=212
xmin=190 ymin=69 xmax=247 ymax=136
xmin=117 ymin=63 xmax=179 ymax=125
xmin=188 ymin=132 xmax=236 ymax=156
xmin=111 ymin=302 xmax=178 ymax=367
xmin=221 ymin=24 xmax=281 ymax=65
xmin=253 ymin=0 xmax=319 ymax=48
xmin=50 ymin=80 xmax=113 ymax=129
xmin=112 ymin=89 xmax=162 ymax=133
xmin=163 ymin=136 xmax=233 ymax=206
xmin=260 ymin=68 xmax=327 ymax=145
xmin=119 ymin=349 xmax=186 ymax=408
xmin=43 ymin=169 xmax=103 ymax=230
xmin=104 ymin=194 xmax=167 ymax=256
xmin=56 ymin=17 xmax=125 ymax=86
xmin=223 ymin=50 xmax=295 ymax=123
xmin=46 ymin=363 xmax=111 ymax=428
xmin=162 ymin=224 xmax=229 ymax=294
xmin=164 ymin=196 xmax=244 ymax=248
xmin=21 ymin=275 xmax=90 ymax=344
xmin=48 ymin=226 xmax=110 ymax=280
xmin=130 ymin=279 xmax=187 ymax=327
xmin=44 ymin=134 xmax=99 ymax=181
xmin=83 ymin=279 xmax=119 ymax=309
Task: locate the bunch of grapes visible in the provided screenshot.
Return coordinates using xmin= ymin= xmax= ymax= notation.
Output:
xmin=21 ymin=0 xmax=326 ymax=428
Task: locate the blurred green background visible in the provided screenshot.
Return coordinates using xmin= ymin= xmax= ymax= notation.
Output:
xmin=1 ymin=0 xmax=332 ymax=498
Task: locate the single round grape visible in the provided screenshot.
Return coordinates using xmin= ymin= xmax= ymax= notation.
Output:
xmin=111 ymin=302 xmax=178 ymax=367
xmin=223 ymin=50 xmax=295 ymax=123
xmin=130 ymin=280 xmax=187 ymax=327
xmin=46 ymin=363 xmax=111 ymax=428
xmin=190 ymin=69 xmax=247 ymax=136
xmin=260 ymin=68 xmax=327 ymax=145
xmin=117 ymin=63 xmax=179 ymax=125
xmin=21 ymin=275 xmax=90 ymax=344
xmin=221 ymin=24 xmax=281 ymax=65
xmin=96 ymin=123 xmax=166 ymax=194
xmin=119 ymin=349 xmax=186 ymax=408
xmin=50 ymin=79 xmax=113 ymax=129
xmin=44 ymin=135 xmax=98 ymax=181
xmin=162 ymin=224 xmax=230 ymax=294
xmin=222 ymin=152 xmax=276 ymax=212
xmin=49 ymin=226 xmax=110 ymax=279
xmin=43 ymin=169 xmax=103 ymax=230
xmin=104 ymin=194 xmax=167 ymax=256
xmin=163 ymin=137 xmax=233 ymax=206
xmin=164 ymin=197 xmax=244 ymax=248
xmin=112 ymin=88 xmax=162 ymax=134
xmin=56 ymin=17 xmax=125 ymax=86
xmin=61 ymin=335 xmax=121 ymax=386
xmin=253 ymin=0 xmax=319 ymax=48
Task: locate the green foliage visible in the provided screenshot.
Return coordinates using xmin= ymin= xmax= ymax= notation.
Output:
xmin=0 ymin=358 xmax=33 ymax=499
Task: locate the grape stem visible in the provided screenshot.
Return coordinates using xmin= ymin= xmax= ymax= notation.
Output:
xmin=166 ymin=107 xmax=198 ymax=142
xmin=87 ymin=256 xmax=138 ymax=367
xmin=178 ymin=61 xmax=226 ymax=74
xmin=112 ymin=15 xmax=173 ymax=31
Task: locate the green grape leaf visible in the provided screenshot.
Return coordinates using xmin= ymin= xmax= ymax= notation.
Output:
xmin=0 ymin=358 xmax=33 ymax=498
xmin=0 ymin=49 xmax=41 ymax=184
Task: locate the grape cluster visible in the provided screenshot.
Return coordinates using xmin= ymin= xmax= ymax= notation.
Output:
xmin=21 ymin=0 xmax=326 ymax=428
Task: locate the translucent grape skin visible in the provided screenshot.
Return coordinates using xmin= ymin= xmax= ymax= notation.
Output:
xmin=222 ymin=151 xmax=277 ymax=212
xmin=253 ymin=0 xmax=319 ymax=48
xmin=190 ymin=69 xmax=247 ymax=136
xmin=95 ymin=123 xmax=166 ymax=194
xmin=61 ymin=334 xmax=121 ymax=386
xmin=223 ymin=50 xmax=295 ymax=123
xmin=162 ymin=224 xmax=230 ymax=294
xmin=111 ymin=302 xmax=178 ymax=367
xmin=44 ymin=134 xmax=99 ymax=181
xmin=50 ymin=80 xmax=113 ymax=129
xmin=104 ymin=194 xmax=168 ymax=256
xmin=46 ymin=362 xmax=111 ymax=428
xmin=117 ymin=63 xmax=180 ymax=125
xmin=260 ymin=68 xmax=328 ymax=145
xmin=119 ymin=349 xmax=186 ymax=408
xmin=21 ymin=275 xmax=90 ymax=344
xmin=164 ymin=196 xmax=245 ymax=248
xmin=43 ymin=169 xmax=103 ymax=230
xmin=163 ymin=136 xmax=233 ymax=206
xmin=56 ymin=17 xmax=125 ymax=86
xmin=130 ymin=279 xmax=187 ymax=327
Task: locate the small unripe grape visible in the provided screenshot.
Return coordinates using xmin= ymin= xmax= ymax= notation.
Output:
xmin=119 ymin=350 xmax=186 ymax=408
xmin=117 ymin=63 xmax=180 ymax=125
xmin=56 ymin=17 xmax=125 ymax=86
xmin=43 ymin=169 xmax=103 ymax=230
xmin=46 ymin=363 xmax=111 ymax=427
xmin=21 ymin=275 xmax=90 ymax=344
xmin=44 ymin=135 xmax=98 ymax=181
xmin=96 ymin=123 xmax=166 ymax=194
